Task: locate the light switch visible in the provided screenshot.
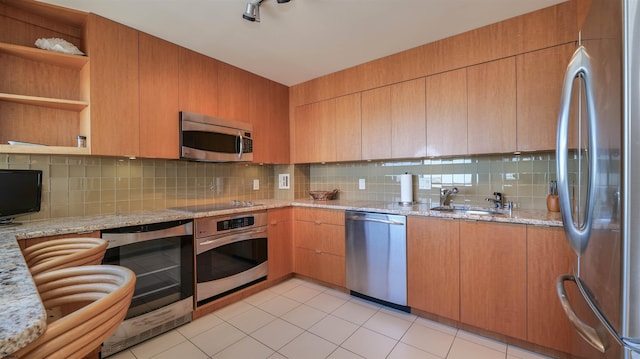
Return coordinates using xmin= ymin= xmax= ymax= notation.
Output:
xmin=278 ymin=174 xmax=290 ymax=189
xmin=253 ymin=179 xmax=259 ymax=190
xmin=359 ymin=178 xmax=366 ymax=190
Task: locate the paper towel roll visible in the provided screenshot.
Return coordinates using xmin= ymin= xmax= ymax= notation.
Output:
xmin=400 ymin=173 xmax=413 ymax=204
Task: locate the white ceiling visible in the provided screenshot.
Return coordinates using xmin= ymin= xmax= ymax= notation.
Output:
xmin=38 ymin=0 xmax=566 ymax=86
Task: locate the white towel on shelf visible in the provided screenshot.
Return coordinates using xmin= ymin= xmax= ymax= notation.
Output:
xmin=34 ymin=38 xmax=84 ymax=55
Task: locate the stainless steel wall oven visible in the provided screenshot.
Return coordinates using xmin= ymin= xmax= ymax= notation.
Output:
xmin=100 ymin=220 xmax=194 ymax=357
xmin=195 ymin=211 xmax=268 ymax=306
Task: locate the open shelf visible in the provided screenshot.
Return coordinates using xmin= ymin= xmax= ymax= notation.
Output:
xmin=0 ymin=93 xmax=89 ymax=111
xmin=0 ymin=144 xmax=90 ymax=155
xmin=0 ymin=42 xmax=88 ymax=69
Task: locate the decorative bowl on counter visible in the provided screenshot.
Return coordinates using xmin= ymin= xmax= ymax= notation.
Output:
xmin=309 ymin=189 xmax=339 ymax=200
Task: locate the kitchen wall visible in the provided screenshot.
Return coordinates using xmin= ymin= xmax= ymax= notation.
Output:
xmin=308 ymin=152 xmax=584 ymax=210
xmin=0 ymin=154 xmax=289 ymax=221
xmin=1 ymin=150 xmax=585 ymax=222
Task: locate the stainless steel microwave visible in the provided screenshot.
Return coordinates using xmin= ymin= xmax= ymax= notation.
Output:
xmin=179 ymin=111 xmax=253 ymax=162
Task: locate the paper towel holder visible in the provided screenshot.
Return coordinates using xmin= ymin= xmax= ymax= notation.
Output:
xmin=399 ymin=173 xmax=414 ymax=206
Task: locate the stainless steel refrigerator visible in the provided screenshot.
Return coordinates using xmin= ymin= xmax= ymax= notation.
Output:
xmin=555 ymin=0 xmax=639 ymax=357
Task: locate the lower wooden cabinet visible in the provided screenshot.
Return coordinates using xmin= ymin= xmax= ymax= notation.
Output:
xmin=267 ymin=208 xmax=293 ymax=281
xmin=293 ymin=208 xmax=345 ymax=286
xmin=460 ymin=221 xmax=527 ymax=340
xmin=407 ymin=216 xmax=460 ymax=321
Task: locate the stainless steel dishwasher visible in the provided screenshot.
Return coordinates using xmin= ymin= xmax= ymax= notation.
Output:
xmin=345 ymin=211 xmax=408 ymax=310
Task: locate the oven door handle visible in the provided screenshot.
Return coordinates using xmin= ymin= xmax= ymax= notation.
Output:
xmin=197 ymin=228 xmax=266 ymax=255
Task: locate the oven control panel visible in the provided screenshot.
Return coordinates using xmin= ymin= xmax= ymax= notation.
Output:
xmin=195 ymin=210 xmax=267 ymax=238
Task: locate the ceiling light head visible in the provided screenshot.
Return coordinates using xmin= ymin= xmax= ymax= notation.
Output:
xmin=276 ymin=0 xmax=290 ymax=3
xmin=242 ymin=0 xmax=262 ymax=22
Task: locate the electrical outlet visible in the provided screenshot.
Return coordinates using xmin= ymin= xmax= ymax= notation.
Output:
xmin=278 ymin=174 xmax=290 ymax=189
xmin=419 ymin=176 xmax=431 ymax=190
xmin=359 ymin=178 xmax=366 ymax=190
xmin=253 ymin=179 xmax=259 ymax=190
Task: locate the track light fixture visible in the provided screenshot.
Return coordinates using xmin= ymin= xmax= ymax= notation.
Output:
xmin=242 ymin=0 xmax=290 ymax=22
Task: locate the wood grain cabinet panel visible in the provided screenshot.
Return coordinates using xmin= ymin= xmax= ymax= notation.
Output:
xmin=267 ymin=208 xmax=293 ymax=281
xmin=293 ymin=99 xmax=335 ymax=163
xmin=460 ymin=221 xmax=526 ymax=340
xmin=139 ymin=32 xmax=179 ymax=159
xmin=179 ymin=47 xmax=218 ymax=116
xmin=218 ymin=62 xmax=249 ymax=123
xmin=294 ymin=208 xmax=345 ymax=287
xmin=334 ymin=93 xmax=362 ymax=162
xmin=251 ymin=79 xmax=290 ymax=164
xmin=391 ymin=78 xmax=426 ymax=158
xmin=517 ymin=43 xmax=577 ymax=152
xmin=526 ymin=225 xmax=575 ymax=354
xmin=426 ymin=68 xmax=468 ymax=157
xmin=87 ymin=14 xmax=139 ymax=157
xmin=467 ymin=57 xmax=517 ymax=155
xmin=407 ymin=216 xmax=460 ymax=321
xmin=361 ymin=86 xmax=392 ymax=160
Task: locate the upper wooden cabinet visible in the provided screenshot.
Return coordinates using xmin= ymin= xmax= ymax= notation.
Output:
xmin=516 ymin=43 xmax=578 ymax=152
xmin=293 ymin=93 xmax=360 ymax=163
xmin=407 ymin=216 xmax=460 ymax=321
xmin=426 ymin=68 xmax=468 ymax=157
xmin=87 ymin=14 xmax=140 ymax=157
xmin=466 ymin=57 xmax=517 ymax=155
xmin=139 ymin=33 xmax=179 ymax=159
xmin=250 ymin=76 xmax=290 ymax=164
xmin=218 ymin=62 xmax=249 ymax=123
xmin=460 ymin=221 xmax=527 ymax=340
xmin=362 ymin=78 xmax=426 ymax=160
xmin=178 ymin=47 xmax=218 ymax=116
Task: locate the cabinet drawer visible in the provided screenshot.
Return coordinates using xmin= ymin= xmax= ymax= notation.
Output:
xmin=294 ymin=207 xmax=344 ymax=225
xmin=294 ymin=221 xmax=345 ymax=256
xmin=294 ymin=247 xmax=345 ymax=287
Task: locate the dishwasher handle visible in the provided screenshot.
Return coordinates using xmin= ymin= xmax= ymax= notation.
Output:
xmin=346 ymin=215 xmax=405 ymax=226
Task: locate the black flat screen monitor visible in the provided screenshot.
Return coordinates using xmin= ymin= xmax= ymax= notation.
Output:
xmin=0 ymin=169 xmax=43 ymax=224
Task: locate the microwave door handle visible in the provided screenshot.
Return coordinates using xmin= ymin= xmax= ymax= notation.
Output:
xmin=556 ymin=45 xmax=599 ymax=256
xmin=238 ymin=131 xmax=243 ymax=159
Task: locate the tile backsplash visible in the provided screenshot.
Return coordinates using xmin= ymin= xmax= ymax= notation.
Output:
xmin=309 ymin=153 xmax=563 ymax=210
xmin=1 ymin=151 xmax=578 ymax=222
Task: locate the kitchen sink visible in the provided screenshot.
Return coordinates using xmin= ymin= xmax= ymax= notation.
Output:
xmin=430 ymin=206 xmax=505 ymax=216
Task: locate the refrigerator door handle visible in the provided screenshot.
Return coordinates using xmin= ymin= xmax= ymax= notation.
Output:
xmin=556 ymin=275 xmax=608 ymax=352
xmin=556 ymin=45 xmax=599 ymax=255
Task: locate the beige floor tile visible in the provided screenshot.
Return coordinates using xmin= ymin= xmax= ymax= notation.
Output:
xmin=306 ymin=292 xmax=350 ymax=313
xmin=129 ymin=330 xmax=187 ymax=359
xmin=244 ymin=288 xmax=279 ymax=306
xmin=278 ymin=332 xmax=338 ymax=359
xmin=456 ymin=330 xmax=507 ymax=353
xmin=401 ymin=321 xmax=455 ymax=357
xmin=507 ymin=345 xmax=553 ymax=359
xmin=176 ymin=312 xmax=224 ymax=338
xmin=190 ymin=321 xmax=245 ymax=356
xmin=227 ymin=307 xmax=277 ymax=334
xmin=150 ymin=340 xmax=208 ymax=359
xmin=447 ymin=337 xmax=505 ymax=359
xmin=211 ymin=336 xmax=274 ymax=359
xmin=387 ymin=342 xmax=444 ymax=359
xmin=332 ymin=300 xmax=378 ymax=325
xmin=259 ymin=295 xmax=301 ymax=317
xmin=309 ymin=314 xmax=359 ymax=345
xmin=341 ymin=327 xmax=398 ymax=359
xmin=213 ymin=300 xmax=254 ymax=321
xmin=414 ymin=316 xmax=459 ymax=336
xmin=251 ymin=318 xmax=304 ymax=350
xmin=107 ymin=349 xmax=136 ymax=359
xmin=280 ymin=303 xmax=327 ymax=329
xmin=363 ymin=310 xmax=413 ymax=340
xmin=327 ymin=347 xmax=366 ymax=359
xmin=282 ymin=284 xmax=323 ymax=303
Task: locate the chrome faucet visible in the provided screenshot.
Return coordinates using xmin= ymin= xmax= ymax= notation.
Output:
xmin=440 ymin=187 xmax=458 ymax=207
xmin=486 ymin=192 xmax=504 ymax=209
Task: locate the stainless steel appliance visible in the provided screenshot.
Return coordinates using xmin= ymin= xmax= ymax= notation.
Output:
xmin=345 ymin=211 xmax=408 ymax=310
xmin=555 ymin=0 xmax=640 ymax=357
xmin=179 ymin=111 xmax=253 ymax=162
xmin=195 ymin=211 xmax=268 ymax=305
xmin=100 ymin=220 xmax=194 ymax=357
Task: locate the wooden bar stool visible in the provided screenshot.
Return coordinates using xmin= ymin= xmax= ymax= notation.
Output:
xmin=22 ymin=238 xmax=108 ymax=276
xmin=12 ymin=265 xmax=135 ymax=359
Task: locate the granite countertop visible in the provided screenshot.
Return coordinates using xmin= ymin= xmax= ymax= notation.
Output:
xmin=0 ymin=199 xmax=562 ymax=356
